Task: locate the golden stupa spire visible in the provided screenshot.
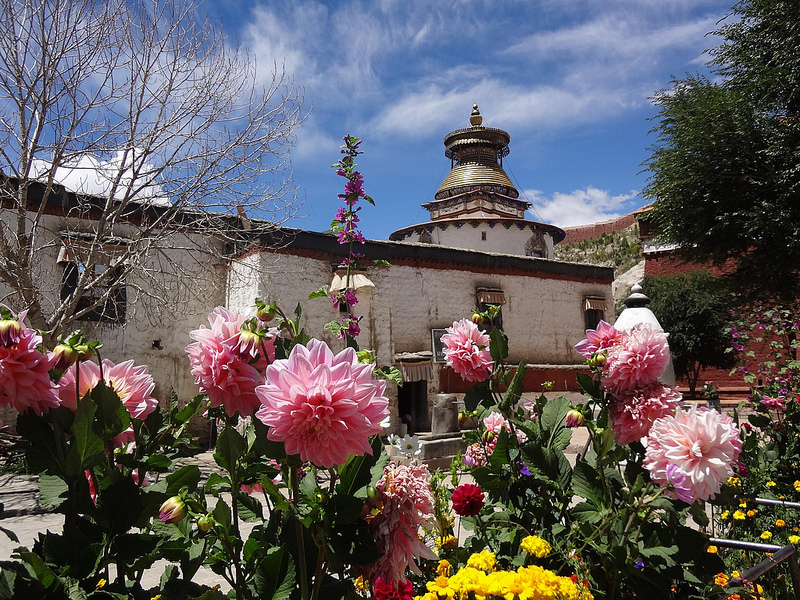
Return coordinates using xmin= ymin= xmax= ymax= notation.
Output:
xmin=469 ymin=103 xmax=482 ymax=126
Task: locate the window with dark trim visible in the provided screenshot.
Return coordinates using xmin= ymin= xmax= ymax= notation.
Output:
xmin=583 ymin=296 xmax=607 ymax=330
xmin=58 ymin=240 xmax=127 ymax=323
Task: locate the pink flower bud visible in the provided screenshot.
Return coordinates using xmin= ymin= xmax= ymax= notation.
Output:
xmin=565 ymin=409 xmax=585 ymax=428
xmin=159 ymin=497 xmax=187 ymax=524
xmin=52 ymin=344 xmax=79 ymax=371
xmin=0 ymin=319 xmax=20 ymax=347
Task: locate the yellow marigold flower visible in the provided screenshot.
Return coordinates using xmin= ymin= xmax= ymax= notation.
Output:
xmin=707 ymin=545 xmax=718 ymax=554
xmin=436 ymin=534 xmax=458 ymax=551
xmin=733 ymin=510 xmax=746 ymax=520
xmin=720 ymin=510 xmax=730 ymax=520
xmin=151 ymin=596 xmax=162 ymax=600
xmin=790 ymin=535 xmax=800 ymax=545
xmin=728 ymin=476 xmax=740 ymax=486
xmin=426 ymin=575 xmax=454 ymax=598
xmin=781 ymin=495 xmax=786 ymax=500
xmin=767 ymin=481 xmax=777 ymax=488
xmin=96 ymin=579 xmax=107 ymax=589
xmin=732 ymin=570 xmax=741 ymax=578
xmin=416 ymin=593 xmax=439 ymax=600
xmin=747 ymin=510 xmax=757 ymax=517
xmin=714 ymin=573 xmax=730 ymax=586
xmin=761 ymin=531 xmax=773 ymax=540
xmin=520 ymin=535 xmax=552 ymax=558
xmin=466 ymin=550 xmax=497 ymax=572
xmin=739 ymin=499 xmax=748 ymax=508
xmin=437 ymin=559 xmax=453 ymax=578
xmin=776 ymin=519 xmax=786 ymax=528
xmin=354 ymin=576 xmax=369 ymax=592
xmin=794 ymin=480 xmax=800 ymax=492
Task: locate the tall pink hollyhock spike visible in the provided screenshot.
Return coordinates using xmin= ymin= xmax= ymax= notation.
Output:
xmin=363 ymin=462 xmax=436 ymax=583
xmin=644 ymin=405 xmax=742 ymax=503
xmin=255 ymin=339 xmax=389 ymax=468
xmin=609 ymin=383 xmax=682 ymax=445
xmin=574 ymin=320 xmax=623 ymax=358
xmin=441 ymin=319 xmax=493 ymax=383
xmin=186 ymin=307 xmax=263 ymax=418
xmin=57 ymin=359 xmax=157 ymax=419
xmin=0 ymin=314 xmax=59 ymax=415
xmin=602 ymin=323 xmax=670 ymax=395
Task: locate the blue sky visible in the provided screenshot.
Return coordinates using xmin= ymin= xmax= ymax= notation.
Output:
xmin=204 ymin=0 xmax=733 ymax=239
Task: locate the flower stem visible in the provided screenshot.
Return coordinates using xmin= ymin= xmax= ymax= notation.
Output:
xmin=292 ymin=465 xmax=310 ymax=600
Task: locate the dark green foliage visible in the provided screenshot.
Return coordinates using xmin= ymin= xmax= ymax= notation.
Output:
xmin=644 ymin=0 xmax=800 ymax=302
xmin=643 ymin=272 xmax=737 ymax=396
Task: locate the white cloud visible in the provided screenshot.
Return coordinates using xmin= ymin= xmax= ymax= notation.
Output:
xmin=525 ymin=186 xmax=639 ymax=228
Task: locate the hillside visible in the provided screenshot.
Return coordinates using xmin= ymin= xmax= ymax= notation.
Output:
xmin=555 ymin=224 xmax=643 ymax=274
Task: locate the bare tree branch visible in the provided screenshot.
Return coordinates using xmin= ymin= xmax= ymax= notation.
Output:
xmin=0 ymin=0 xmax=305 ymax=341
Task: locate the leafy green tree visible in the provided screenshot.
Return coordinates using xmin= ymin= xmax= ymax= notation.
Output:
xmin=643 ymin=272 xmax=736 ymax=397
xmin=644 ymin=0 xmax=800 ymax=302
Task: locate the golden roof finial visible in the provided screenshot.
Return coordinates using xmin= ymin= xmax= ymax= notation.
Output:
xmin=469 ymin=103 xmax=482 ymax=127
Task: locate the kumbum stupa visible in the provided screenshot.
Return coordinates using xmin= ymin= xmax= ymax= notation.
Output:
xmin=389 ymin=104 xmax=565 ymax=257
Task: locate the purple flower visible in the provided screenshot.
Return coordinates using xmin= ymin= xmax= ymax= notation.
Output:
xmin=634 ymin=560 xmax=646 ymax=570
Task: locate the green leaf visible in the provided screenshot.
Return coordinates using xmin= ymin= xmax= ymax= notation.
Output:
xmin=374 ymin=365 xmax=404 ymax=386
xmin=372 ymin=259 xmax=391 ymax=268
xmin=571 ymin=501 xmax=603 ymax=524
xmin=324 ymin=321 xmax=343 ymax=335
xmin=205 ymin=472 xmax=231 ymax=493
xmin=330 ymin=495 xmax=365 ymax=525
xmin=576 ymin=371 xmax=602 ymax=399
xmin=308 ymin=286 xmax=329 ymax=300
xmin=65 ymin=393 xmax=104 ymax=478
xmin=38 ymin=475 xmax=68 ymax=508
xmin=540 ymin=395 xmax=571 ymax=431
xmin=90 ymin=381 xmax=130 ymax=440
xmin=164 ymin=465 xmax=202 ymax=497
xmin=688 ymin=502 xmax=709 ymax=528
xmin=16 ymin=413 xmax=62 ymax=475
xmin=489 ymin=328 xmax=509 ymax=363
xmin=0 ymin=527 xmax=19 ymax=543
xmin=489 ymin=429 xmax=511 ymax=470
xmin=501 ymin=363 xmax=524 ymax=412
xmin=236 ymin=491 xmax=264 ymax=522
xmin=337 ymin=435 xmax=386 ymax=497
xmin=572 ymin=460 xmax=604 ymax=506
xmin=464 ymin=381 xmax=493 ymax=411
xmin=254 ymin=546 xmax=295 ymax=600
xmin=214 ymin=426 xmax=245 ymax=473
xmin=212 ymin=499 xmax=232 ymax=533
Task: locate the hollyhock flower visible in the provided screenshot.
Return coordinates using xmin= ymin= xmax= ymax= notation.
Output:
xmin=57 ymin=359 xmax=157 ymax=418
xmin=761 ymin=395 xmax=787 ymax=411
xmin=255 ymin=339 xmax=389 ymax=468
xmin=186 ymin=307 xmax=265 ymax=418
xmin=0 ymin=313 xmax=60 ymax=415
xmin=363 ymin=462 xmax=436 ymax=583
xmin=609 ymin=383 xmax=682 ymax=445
xmin=441 ymin=319 xmax=493 ymax=383
xmin=574 ymin=320 xmax=623 ymax=358
xmin=452 ymin=483 xmax=484 ymax=516
xmin=603 ymin=324 xmax=670 ymax=394
xmin=644 ymin=405 xmax=742 ymax=503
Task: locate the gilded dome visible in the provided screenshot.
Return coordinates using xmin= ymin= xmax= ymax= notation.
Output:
xmin=436 ymin=161 xmax=518 ymax=199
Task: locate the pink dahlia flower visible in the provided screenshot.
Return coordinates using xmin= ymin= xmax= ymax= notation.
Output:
xmin=255 ymin=339 xmax=389 ymax=468
xmin=363 ymin=462 xmax=436 ymax=583
xmin=609 ymin=383 xmax=682 ymax=445
xmin=644 ymin=405 xmax=742 ymax=503
xmin=574 ymin=320 xmax=623 ymax=358
xmin=483 ymin=411 xmax=527 ymax=444
xmin=0 ymin=312 xmax=60 ymax=415
xmin=58 ymin=359 xmax=157 ymax=419
xmin=463 ymin=442 xmax=488 ymax=467
xmin=186 ymin=307 xmax=269 ymax=418
xmin=603 ymin=324 xmax=670 ymax=395
xmin=441 ymin=319 xmax=493 ymax=383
